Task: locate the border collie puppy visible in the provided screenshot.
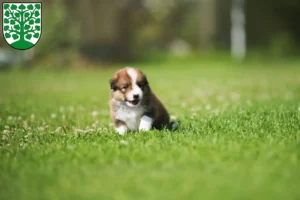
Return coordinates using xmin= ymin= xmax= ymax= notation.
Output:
xmin=109 ymin=67 xmax=170 ymax=135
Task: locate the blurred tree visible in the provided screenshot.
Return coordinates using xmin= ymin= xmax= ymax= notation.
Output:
xmin=160 ymin=0 xmax=195 ymax=47
xmin=216 ymin=0 xmax=231 ymax=49
xmin=33 ymin=0 xmax=79 ymax=67
xmin=5 ymin=0 xmax=299 ymax=65
xmin=198 ymin=0 xmax=217 ymax=49
xmin=76 ymin=0 xmax=144 ymax=62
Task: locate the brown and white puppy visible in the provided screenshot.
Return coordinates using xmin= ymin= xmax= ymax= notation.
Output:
xmin=109 ymin=67 xmax=170 ymax=134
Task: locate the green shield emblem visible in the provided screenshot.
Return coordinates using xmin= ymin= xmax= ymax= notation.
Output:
xmin=2 ymin=2 xmax=42 ymax=50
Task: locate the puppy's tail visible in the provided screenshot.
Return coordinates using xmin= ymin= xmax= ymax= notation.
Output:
xmin=167 ymin=121 xmax=181 ymax=132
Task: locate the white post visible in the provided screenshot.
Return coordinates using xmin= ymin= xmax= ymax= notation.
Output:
xmin=231 ymin=0 xmax=246 ymax=60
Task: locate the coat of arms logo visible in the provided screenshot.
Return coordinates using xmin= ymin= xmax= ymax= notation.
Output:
xmin=2 ymin=2 xmax=42 ymax=50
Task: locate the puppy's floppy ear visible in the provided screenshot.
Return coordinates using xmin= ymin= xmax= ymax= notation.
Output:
xmin=142 ymin=75 xmax=149 ymax=86
xmin=109 ymin=78 xmax=117 ymax=90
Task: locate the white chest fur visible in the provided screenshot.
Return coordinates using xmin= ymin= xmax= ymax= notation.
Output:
xmin=115 ymin=103 xmax=144 ymax=131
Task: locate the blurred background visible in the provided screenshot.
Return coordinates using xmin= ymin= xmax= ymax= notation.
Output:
xmin=1 ymin=0 xmax=300 ymax=68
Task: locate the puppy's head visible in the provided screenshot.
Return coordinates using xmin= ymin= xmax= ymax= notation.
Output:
xmin=109 ymin=67 xmax=149 ymax=107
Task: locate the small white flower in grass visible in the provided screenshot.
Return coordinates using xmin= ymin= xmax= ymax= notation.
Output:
xmin=68 ymin=106 xmax=74 ymax=112
xmin=7 ymin=116 xmax=13 ymax=120
xmin=51 ymin=114 xmax=57 ymax=119
xmin=4 ymin=125 xmax=9 ymax=129
xmin=120 ymin=140 xmax=128 ymax=145
xmin=74 ymin=127 xmax=94 ymax=134
xmin=170 ymin=115 xmax=177 ymax=120
xmin=230 ymin=92 xmax=240 ymax=101
xmin=205 ymin=104 xmax=211 ymax=110
xmin=213 ymin=109 xmax=220 ymax=115
xmin=17 ymin=116 xmax=22 ymax=121
xmin=38 ymin=127 xmax=45 ymax=131
xmin=87 ymin=128 xmax=95 ymax=133
xmin=190 ymin=112 xmax=197 ymax=119
xmin=91 ymin=111 xmax=98 ymax=117
xmin=55 ymin=127 xmax=62 ymax=133
xmin=92 ymin=120 xmax=99 ymax=128
xmin=23 ymin=121 xmax=28 ymax=128
xmin=109 ymin=123 xmax=114 ymax=127
xmin=30 ymin=114 xmax=35 ymax=120
xmin=73 ymin=128 xmax=83 ymax=133
xmin=3 ymin=130 xmax=10 ymax=134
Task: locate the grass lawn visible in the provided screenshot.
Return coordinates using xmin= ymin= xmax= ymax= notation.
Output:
xmin=1 ymin=58 xmax=300 ymax=200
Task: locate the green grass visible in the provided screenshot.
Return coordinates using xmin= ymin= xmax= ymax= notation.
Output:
xmin=1 ymin=59 xmax=300 ymax=200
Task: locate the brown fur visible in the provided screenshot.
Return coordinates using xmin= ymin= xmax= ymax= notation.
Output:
xmin=109 ymin=67 xmax=170 ymax=130
xmin=145 ymin=91 xmax=170 ymax=129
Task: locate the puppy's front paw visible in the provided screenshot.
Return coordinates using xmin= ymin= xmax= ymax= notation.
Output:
xmin=139 ymin=126 xmax=151 ymax=132
xmin=139 ymin=115 xmax=153 ymax=132
xmin=116 ymin=126 xmax=127 ymax=135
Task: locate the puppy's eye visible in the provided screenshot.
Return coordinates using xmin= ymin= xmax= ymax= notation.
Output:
xmin=121 ymin=85 xmax=128 ymax=93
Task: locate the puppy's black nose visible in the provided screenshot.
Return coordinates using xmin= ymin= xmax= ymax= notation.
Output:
xmin=133 ymin=94 xmax=139 ymax=99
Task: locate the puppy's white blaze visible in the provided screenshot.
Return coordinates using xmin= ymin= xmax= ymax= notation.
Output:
xmin=127 ymin=67 xmax=137 ymax=83
xmin=126 ymin=68 xmax=143 ymax=102
xmin=139 ymin=115 xmax=153 ymax=131
xmin=116 ymin=125 xmax=127 ymax=135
